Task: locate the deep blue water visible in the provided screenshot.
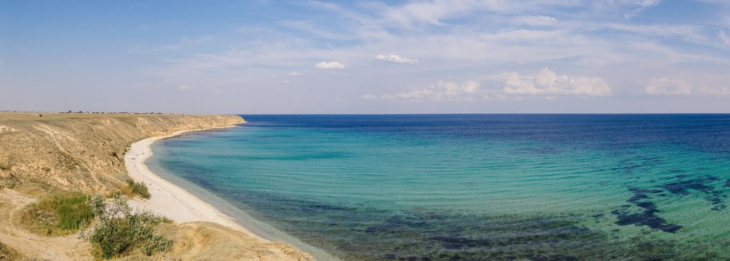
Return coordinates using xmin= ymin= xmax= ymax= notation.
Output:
xmin=149 ymin=114 xmax=730 ymax=260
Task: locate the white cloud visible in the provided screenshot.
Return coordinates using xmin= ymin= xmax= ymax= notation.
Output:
xmin=645 ymin=78 xmax=692 ymax=95
xmin=288 ymin=72 xmax=302 ymax=76
xmin=362 ymin=94 xmax=378 ymax=100
xmin=492 ymin=68 xmax=611 ymax=96
xmin=382 ymin=80 xmax=480 ymax=101
xmin=315 ymin=61 xmax=345 ymax=69
xmin=375 ymin=54 xmax=419 ymax=64
xmin=719 ymin=30 xmax=730 ymax=45
xmin=178 ymin=85 xmax=195 ymax=90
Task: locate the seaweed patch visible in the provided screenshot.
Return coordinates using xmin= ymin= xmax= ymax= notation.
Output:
xmin=613 ymin=188 xmax=682 ymax=233
xmin=659 ymin=175 xmax=726 ymax=209
xmin=660 ymin=176 xmax=718 ymax=195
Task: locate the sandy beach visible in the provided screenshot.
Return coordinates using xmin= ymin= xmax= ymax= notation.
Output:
xmin=125 ymin=126 xmax=341 ymax=261
xmin=125 ymin=127 xmax=262 ymax=239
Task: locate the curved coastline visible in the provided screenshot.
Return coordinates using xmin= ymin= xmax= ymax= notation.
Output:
xmin=126 ymin=126 xmax=338 ymax=261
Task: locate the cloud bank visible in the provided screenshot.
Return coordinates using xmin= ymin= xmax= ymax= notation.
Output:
xmin=645 ymin=78 xmax=730 ymax=96
xmin=375 ymin=68 xmax=611 ymax=102
xmin=382 ymin=81 xmax=480 ymax=101
xmin=645 ymin=78 xmax=692 ymax=95
xmin=495 ymin=68 xmax=611 ymax=96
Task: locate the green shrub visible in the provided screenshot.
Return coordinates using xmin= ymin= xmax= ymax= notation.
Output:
xmin=22 ymin=193 xmax=93 ymax=235
xmin=80 ymin=194 xmax=171 ymax=259
xmin=123 ymin=178 xmax=150 ymax=199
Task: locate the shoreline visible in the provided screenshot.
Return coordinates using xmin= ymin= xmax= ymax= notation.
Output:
xmin=125 ymin=125 xmax=338 ymax=261
xmin=125 ymin=126 xmax=265 ymax=240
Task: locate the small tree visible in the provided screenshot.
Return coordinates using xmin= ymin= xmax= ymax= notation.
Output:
xmin=79 ymin=194 xmax=171 ymax=259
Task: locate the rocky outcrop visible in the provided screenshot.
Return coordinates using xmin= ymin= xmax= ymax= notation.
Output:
xmin=0 ymin=114 xmax=244 ymax=193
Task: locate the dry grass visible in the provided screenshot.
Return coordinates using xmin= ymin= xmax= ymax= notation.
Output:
xmin=0 ymin=112 xmax=243 ymax=194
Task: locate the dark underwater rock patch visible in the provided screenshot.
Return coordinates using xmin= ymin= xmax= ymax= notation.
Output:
xmin=226 ymin=189 xmax=684 ymax=261
xmin=661 ymin=176 xmax=718 ymax=195
xmin=706 ymin=190 xmax=727 ymax=211
xmin=360 ymin=211 xmax=601 ymax=260
xmin=658 ymin=175 xmax=727 ymax=209
xmin=612 ymin=209 xmax=682 ymax=233
xmin=614 ymin=188 xmax=682 ymax=233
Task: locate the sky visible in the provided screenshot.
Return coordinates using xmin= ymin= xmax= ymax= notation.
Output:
xmin=2 ymin=0 xmax=730 ymax=114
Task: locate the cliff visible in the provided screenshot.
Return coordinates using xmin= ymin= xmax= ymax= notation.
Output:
xmin=0 ymin=113 xmax=316 ymax=260
xmin=0 ymin=113 xmax=244 ymax=193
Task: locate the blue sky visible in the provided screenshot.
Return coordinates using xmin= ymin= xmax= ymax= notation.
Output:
xmin=2 ymin=0 xmax=730 ymax=113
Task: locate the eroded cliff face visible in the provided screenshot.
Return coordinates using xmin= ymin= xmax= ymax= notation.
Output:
xmin=0 ymin=114 xmax=244 ymax=193
xmin=0 ymin=113 xmax=317 ymax=261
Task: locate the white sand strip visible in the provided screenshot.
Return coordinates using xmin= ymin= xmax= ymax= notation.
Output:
xmin=125 ymin=128 xmax=263 ymax=240
xmin=125 ymin=127 xmax=340 ymax=261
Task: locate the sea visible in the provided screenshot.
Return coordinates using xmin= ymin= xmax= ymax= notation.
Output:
xmin=147 ymin=114 xmax=730 ymax=261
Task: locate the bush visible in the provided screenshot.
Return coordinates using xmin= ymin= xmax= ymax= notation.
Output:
xmin=22 ymin=193 xmax=93 ymax=235
xmin=122 ymin=178 xmax=150 ymax=199
xmin=80 ymin=194 xmax=171 ymax=259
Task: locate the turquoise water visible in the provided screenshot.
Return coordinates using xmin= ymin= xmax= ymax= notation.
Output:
xmin=149 ymin=115 xmax=730 ymax=260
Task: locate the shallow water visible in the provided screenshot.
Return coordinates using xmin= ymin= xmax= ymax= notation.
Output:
xmin=149 ymin=114 xmax=730 ymax=260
